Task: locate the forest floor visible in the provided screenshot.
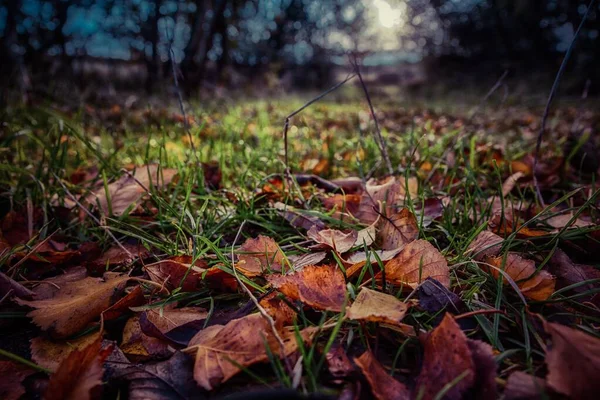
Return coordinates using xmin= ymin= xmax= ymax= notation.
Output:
xmin=0 ymin=93 xmax=599 ymax=399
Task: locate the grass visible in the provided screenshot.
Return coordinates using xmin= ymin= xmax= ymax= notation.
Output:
xmin=1 ymin=93 xmax=599 ymax=396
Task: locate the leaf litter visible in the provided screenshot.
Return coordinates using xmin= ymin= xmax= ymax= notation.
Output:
xmin=1 ymin=100 xmax=600 ymax=399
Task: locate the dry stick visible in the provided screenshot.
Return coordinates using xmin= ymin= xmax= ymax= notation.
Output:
xmin=533 ymin=0 xmax=596 ymax=206
xmin=454 ymin=309 xmax=507 ymax=320
xmin=283 ymin=73 xmax=357 ymax=174
xmin=229 ymin=220 xmax=295 ymax=377
xmin=470 ymin=69 xmax=509 ymax=119
xmin=53 ymin=174 xmax=133 ymax=258
xmin=351 ymin=57 xmax=394 ymax=175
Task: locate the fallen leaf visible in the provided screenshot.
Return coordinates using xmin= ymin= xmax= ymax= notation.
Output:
xmin=259 ymin=292 xmax=296 ymax=328
xmin=31 ymin=332 xmax=102 ymax=372
xmin=0 ymin=361 xmax=35 ymax=400
xmin=287 ymin=251 xmax=327 ymax=270
xmin=380 ymin=240 xmax=450 ymax=288
xmin=101 ymin=286 xmax=146 ymax=321
xmin=0 ymin=271 xmax=35 ymax=300
xmin=274 ymin=202 xmax=326 ymax=231
xmin=16 ymin=274 xmax=130 ymax=338
xmin=107 ymin=349 xmax=197 ymax=400
xmin=414 ymin=198 xmax=444 ymax=227
xmin=321 ymin=193 xmax=362 ymax=221
xmin=544 ymin=212 xmax=593 ymax=229
xmin=31 ymin=266 xmax=88 ymax=300
xmin=502 ymin=172 xmax=525 ymax=196
xmin=326 ymin=345 xmax=355 ymax=379
xmin=346 ymin=287 xmax=409 ymax=326
xmin=86 ymin=165 xmax=178 ymax=216
xmin=415 ymin=314 xmax=475 ymax=400
xmin=44 ymin=338 xmax=112 ymax=400
xmin=467 ymin=230 xmax=502 ymax=261
xmin=504 ymin=371 xmax=548 ymax=400
xmin=354 ymin=350 xmax=410 ymax=400
xmin=486 ymin=253 xmax=555 ymax=301
xmin=543 ymin=320 xmax=600 ymax=399
xmin=307 ymin=226 xmax=358 ymax=253
xmin=188 ymin=313 xmax=316 ymax=390
xmin=547 ymin=249 xmax=600 ymax=306
xmin=268 ymin=265 xmax=346 ymax=312
xmin=145 ymin=255 xmax=208 ymax=292
xmin=87 ymin=242 xmax=149 ymax=274
xmin=417 ymin=277 xmax=465 ymax=314
xmin=236 ymin=235 xmax=285 ymax=277
xmin=379 ymin=207 xmax=419 ymax=250
xmin=466 ymin=339 xmax=497 ymax=398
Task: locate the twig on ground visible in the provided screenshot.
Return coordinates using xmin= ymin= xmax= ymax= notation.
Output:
xmin=533 ymin=0 xmax=596 ymax=206
xmin=282 ymin=73 xmax=356 ymax=174
xmin=229 ymin=220 xmax=295 ymax=377
xmin=470 ymin=69 xmax=509 ymax=119
xmin=351 ymin=56 xmax=394 ymax=175
xmin=53 ymin=174 xmax=133 ymax=259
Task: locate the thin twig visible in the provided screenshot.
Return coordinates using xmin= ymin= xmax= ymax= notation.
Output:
xmin=53 ymin=174 xmax=133 ymax=258
xmin=533 ymin=0 xmax=596 ymax=206
xmin=229 ymin=220 xmax=294 ymax=376
xmin=351 ymin=56 xmax=393 ymax=175
xmin=282 ymin=73 xmax=356 ymax=174
xmin=470 ymin=70 xmax=509 ymax=118
xmin=454 ymin=309 xmax=507 ymax=320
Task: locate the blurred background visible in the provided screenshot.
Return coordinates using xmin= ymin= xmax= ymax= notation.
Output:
xmin=1 ymin=0 xmax=599 ymax=105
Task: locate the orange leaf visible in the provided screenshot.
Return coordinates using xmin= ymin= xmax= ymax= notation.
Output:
xmin=31 ymin=332 xmax=102 ymax=372
xmin=44 ymin=338 xmax=112 ymax=400
xmin=354 ymin=351 xmax=410 ymax=400
xmin=346 ymin=287 xmax=409 ymax=326
xmin=268 ymin=265 xmax=346 ymax=312
xmin=236 ymin=235 xmax=285 ymax=276
xmin=466 ymin=230 xmax=502 ymax=261
xmin=486 ymin=253 xmax=555 ymax=300
xmin=145 ymin=255 xmax=208 ymax=291
xmin=188 ymin=313 xmax=316 ymax=390
xmin=0 ymin=361 xmax=35 ymax=400
xmin=16 ymin=274 xmax=130 ymax=338
xmin=380 ymin=240 xmax=449 ymax=288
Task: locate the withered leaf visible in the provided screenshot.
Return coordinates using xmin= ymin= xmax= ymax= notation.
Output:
xmin=101 ymin=286 xmax=146 ymax=321
xmin=0 ymin=361 xmax=35 ymax=400
xmin=31 ymin=331 xmax=102 ymax=372
xmin=466 ymin=339 xmax=497 ymax=398
xmin=17 ymin=274 xmax=130 ymax=338
xmin=504 ymin=371 xmax=548 ymax=400
xmin=307 ymin=226 xmax=358 ymax=254
xmin=287 ymin=251 xmax=327 ymax=270
xmin=259 ymin=291 xmax=296 ymax=328
xmin=32 ymin=266 xmax=88 ymax=300
xmin=379 ymin=207 xmax=419 ymax=251
xmin=486 ymin=253 xmax=555 ymax=301
xmin=544 ymin=320 xmax=600 ymax=399
xmin=268 ymin=265 xmax=346 ymax=312
xmin=417 ymin=277 xmax=465 ymax=314
xmin=44 ymin=338 xmax=112 ymax=400
xmin=236 ymin=235 xmax=285 ymax=276
xmin=0 ymin=271 xmax=34 ymax=300
xmin=274 ymin=202 xmax=326 ymax=231
xmin=188 ymin=313 xmax=316 ymax=390
xmin=467 ymin=230 xmax=502 ymax=261
xmin=381 ymin=239 xmax=450 ymax=288
xmin=346 ymin=287 xmax=409 ymax=326
xmin=145 ymin=255 xmax=208 ymax=292
xmin=326 ymin=345 xmax=355 ymax=379
xmin=87 ymin=242 xmax=148 ymax=274
xmin=548 ymin=249 xmax=600 ymax=306
xmin=415 ymin=314 xmax=475 ymax=400
xmin=87 ymin=164 xmax=177 ymax=216
xmin=354 ymin=350 xmax=410 ymax=400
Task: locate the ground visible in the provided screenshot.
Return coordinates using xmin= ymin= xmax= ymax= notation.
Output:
xmin=0 ymin=93 xmax=599 ymax=399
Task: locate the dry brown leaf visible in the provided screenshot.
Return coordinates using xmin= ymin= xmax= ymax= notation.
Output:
xmin=548 ymin=249 xmax=600 ymax=306
xmin=466 ymin=230 xmax=503 ymax=261
xmin=502 ymin=172 xmax=525 ymax=196
xmin=326 ymin=345 xmax=355 ymax=379
xmin=354 ymin=350 xmax=410 ymax=400
xmin=544 ymin=320 xmax=600 ymax=399
xmin=321 ymin=193 xmax=362 ymax=221
xmin=16 ymin=274 xmax=130 ymax=338
xmin=188 ymin=313 xmax=316 ymax=390
xmin=415 ymin=314 xmax=475 ymax=400
xmin=307 ymin=226 xmax=358 ymax=253
xmin=379 ymin=208 xmax=419 ymax=250
xmin=0 ymin=271 xmax=34 ymax=300
xmin=380 ymin=239 xmax=449 ymax=288
xmin=31 ymin=332 xmax=102 ymax=372
xmin=44 ymin=338 xmax=112 ymax=400
xmin=87 ymin=164 xmax=177 ymax=216
xmin=544 ymin=212 xmax=593 ymax=229
xmin=145 ymin=255 xmax=208 ymax=291
xmin=32 ymin=266 xmax=88 ymax=300
xmin=87 ymin=242 xmax=149 ymax=274
xmin=346 ymin=287 xmax=409 ymax=326
xmin=101 ymin=286 xmax=146 ymax=321
xmin=267 ymin=265 xmax=346 ymax=312
xmin=486 ymin=253 xmax=555 ymax=301
xmin=236 ymin=235 xmax=285 ymax=276
xmin=121 ymin=307 xmax=207 ymax=359
xmin=0 ymin=361 xmax=35 ymax=400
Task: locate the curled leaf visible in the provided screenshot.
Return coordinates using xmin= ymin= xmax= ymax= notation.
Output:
xmin=346 ymin=287 xmax=409 ymax=326
xmin=486 ymin=253 xmax=555 ymax=301
xmin=354 ymin=351 xmax=410 ymax=400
